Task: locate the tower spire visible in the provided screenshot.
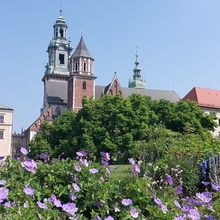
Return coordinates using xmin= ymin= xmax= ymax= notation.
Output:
xmin=128 ymin=47 xmax=146 ymax=89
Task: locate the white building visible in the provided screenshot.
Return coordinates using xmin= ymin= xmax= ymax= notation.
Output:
xmin=0 ymin=104 xmax=13 ymax=157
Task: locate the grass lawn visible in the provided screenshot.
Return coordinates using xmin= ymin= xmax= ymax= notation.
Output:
xmin=109 ymin=164 xmax=132 ymax=177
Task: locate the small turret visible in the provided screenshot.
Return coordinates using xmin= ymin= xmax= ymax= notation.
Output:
xmin=128 ymin=48 xmax=146 ymax=89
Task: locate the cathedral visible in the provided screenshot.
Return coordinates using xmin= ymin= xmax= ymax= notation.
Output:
xmin=19 ymin=10 xmax=180 ymax=150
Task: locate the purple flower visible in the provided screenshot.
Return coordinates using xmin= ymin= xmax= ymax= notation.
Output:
xmin=102 ymin=160 xmax=109 ymax=167
xmin=94 ymin=217 xmax=101 ymax=220
xmin=204 ymin=215 xmax=216 ymax=220
xmin=39 ymin=152 xmax=49 ymax=159
xmin=113 ymin=203 xmax=120 ymax=212
xmin=72 ymin=183 xmax=80 ymax=192
xmin=23 ymin=186 xmax=35 ymax=196
xmin=174 ymin=200 xmax=181 ymax=209
xmin=175 ymin=185 xmax=183 ymax=195
xmin=105 ymin=216 xmax=114 ymax=220
xmin=121 ymin=198 xmax=133 ymax=206
xmin=132 ymin=163 xmax=141 ymax=175
xmin=211 ymin=183 xmax=220 ymax=191
xmin=174 ymin=214 xmax=187 ymax=220
xmin=201 ymin=181 xmax=210 ymax=186
xmin=100 ymin=152 xmax=110 ymax=161
xmin=62 ymin=202 xmax=78 ymax=216
xmin=49 ymin=194 xmax=62 ymax=207
xmin=37 ymin=201 xmax=48 ymax=209
xmin=95 ymin=200 xmax=104 ymax=207
xmin=89 ymin=168 xmax=99 ymax=174
xmin=196 ymin=192 xmax=212 ymax=203
xmin=130 ymin=208 xmax=139 ymax=218
xmin=161 ymin=204 xmax=168 ymax=214
xmin=188 ymin=208 xmax=200 ymax=220
xmin=75 ymin=165 xmax=82 ymax=172
xmin=154 ymin=197 xmax=163 ymax=206
xmin=21 ymin=159 xmax=37 ymax=173
xmin=166 ymin=174 xmax=173 ymax=185
xmin=0 ymin=156 xmax=4 ymax=160
xmin=181 ymin=205 xmax=192 ymax=212
xmin=20 ymin=147 xmax=28 ymax=155
xmin=70 ymin=194 xmax=77 ymax=201
xmin=0 ymin=187 xmax=9 ymax=203
xmin=206 ymin=203 xmax=214 ymax=211
xmin=76 ymin=151 xmax=87 ymax=157
xmin=80 ymin=158 xmax=88 ymax=166
xmin=53 ymin=198 xmax=62 ymax=208
xmin=128 ymin=158 xmax=136 ymax=165
xmin=4 ymin=201 xmax=13 ymax=208
xmin=0 ymin=180 xmax=7 ymax=185
xmin=185 ymin=197 xmax=202 ymax=206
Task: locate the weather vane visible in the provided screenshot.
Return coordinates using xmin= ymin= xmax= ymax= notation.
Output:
xmin=60 ymin=5 xmax=63 ymax=15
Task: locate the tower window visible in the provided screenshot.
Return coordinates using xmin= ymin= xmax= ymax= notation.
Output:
xmin=55 ymin=28 xmax=58 ymax=37
xmin=83 ymin=63 xmax=86 ymax=71
xmin=82 ymin=81 xmax=86 ymax=90
xmin=60 ymin=28 xmax=64 ymax=38
xmin=59 ymin=54 xmax=65 ymax=64
xmin=75 ymin=62 xmax=78 ymax=71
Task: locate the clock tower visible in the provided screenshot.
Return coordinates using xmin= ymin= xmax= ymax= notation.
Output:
xmin=41 ymin=10 xmax=73 ymax=117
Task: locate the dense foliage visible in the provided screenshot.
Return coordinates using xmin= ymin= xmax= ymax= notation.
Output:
xmin=28 ymin=94 xmax=218 ymax=161
xmin=1 ymin=149 xmax=220 ymax=219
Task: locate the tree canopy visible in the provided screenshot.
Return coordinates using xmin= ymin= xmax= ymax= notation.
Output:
xmin=28 ymin=94 xmax=218 ymax=161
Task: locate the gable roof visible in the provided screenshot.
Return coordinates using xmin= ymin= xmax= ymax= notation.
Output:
xmin=71 ymin=36 xmax=94 ymax=59
xmin=182 ymin=87 xmax=220 ymax=108
xmin=104 ymin=74 xmax=123 ymax=95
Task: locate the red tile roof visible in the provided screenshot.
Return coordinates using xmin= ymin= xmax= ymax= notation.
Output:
xmin=182 ymin=87 xmax=220 ymax=109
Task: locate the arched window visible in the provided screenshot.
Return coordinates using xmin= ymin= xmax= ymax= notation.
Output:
xmin=83 ymin=63 xmax=86 ymax=71
xmin=60 ymin=28 xmax=63 ymax=37
xmin=82 ymin=81 xmax=86 ymax=90
xmin=75 ymin=62 xmax=78 ymax=71
xmin=109 ymin=89 xmax=113 ymax=95
xmin=55 ymin=28 xmax=58 ymax=37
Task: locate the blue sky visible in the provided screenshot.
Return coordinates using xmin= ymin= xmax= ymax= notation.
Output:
xmin=1 ymin=1 xmax=220 ymax=133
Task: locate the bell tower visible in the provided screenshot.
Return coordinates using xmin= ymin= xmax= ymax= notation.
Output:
xmin=67 ymin=35 xmax=96 ymax=111
xmin=41 ymin=10 xmax=73 ymax=117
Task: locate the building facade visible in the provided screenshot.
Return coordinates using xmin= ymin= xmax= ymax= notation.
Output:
xmin=19 ymin=11 xmax=180 ymax=149
xmin=182 ymin=87 xmax=220 ymax=136
xmin=0 ymin=104 xmax=13 ymax=157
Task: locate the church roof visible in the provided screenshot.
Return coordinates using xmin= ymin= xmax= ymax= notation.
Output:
xmin=182 ymin=87 xmax=220 ymax=109
xmin=71 ymin=36 xmax=94 ymax=59
xmin=47 ymin=96 xmax=66 ymax=105
xmin=95 ymin=85 xmax=180 ymax=103
xmin=46 ymin=80 xmax=68 ymax=103
xmin=122 ymin=87 xmax=180 ymax=102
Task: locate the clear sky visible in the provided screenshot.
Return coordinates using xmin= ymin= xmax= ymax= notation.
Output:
xmin=1 ymin=1 xmax=220 ymax=133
